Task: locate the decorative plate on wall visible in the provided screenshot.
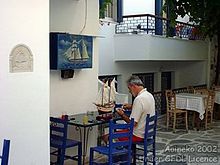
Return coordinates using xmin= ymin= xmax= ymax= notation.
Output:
xmin=9 ymin=44 xmax=33 ymax=73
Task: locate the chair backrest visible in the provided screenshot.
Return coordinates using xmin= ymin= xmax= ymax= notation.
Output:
xmin=187 ymin=86 xmax=195 ymax=93
xmin=50 ymin=115 xmax=68 ymax=148
xmin=144 ymin=112 xmax=157 ymax=146
xmin=211 ymin=85 xmax=220 ymax=91
xmin=194 ymin=88 xmax=209 ymax=95
xmin=0 ymin=139 xmax=10 ymax=165
xmin=206 ymin=90 xmax=215 ymax=113
xmin=165 ymin=91 xmax=176 ymax=112
xmin=108 ymin=118 xmax=134 ymax=153
xmin=165 ymin=90 xmax=173 ymax=98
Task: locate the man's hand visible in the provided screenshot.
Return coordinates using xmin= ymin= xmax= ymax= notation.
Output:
xmin=123 ymin=103 xmax=132 ymax=110
xmin=116 ymin=108 xmax=131 ymax=124
xmin=116 ymin=108 xmax=124 ymax=116
xmin=116 ymin=104 xmax=138 ymax=127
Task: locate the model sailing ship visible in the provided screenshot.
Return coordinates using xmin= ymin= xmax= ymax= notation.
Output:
xmin=64 ymin=39 xmax=89 ymax=62
xmin=95 ymin=78 xmax=116 ymax=114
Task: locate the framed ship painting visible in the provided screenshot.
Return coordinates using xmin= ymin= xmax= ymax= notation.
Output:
xmin=50 ymin=32 xmax=93 ymax=70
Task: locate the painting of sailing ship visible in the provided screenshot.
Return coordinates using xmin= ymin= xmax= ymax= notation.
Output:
xmin=50 ymin=33 xmax=93 ymax=69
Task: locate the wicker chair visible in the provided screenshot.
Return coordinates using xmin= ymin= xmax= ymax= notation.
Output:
xmin=165 ymin=90 xmax=188 ymax=132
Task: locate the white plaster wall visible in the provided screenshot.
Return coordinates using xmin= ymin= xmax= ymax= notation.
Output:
xmin=106 ymin=61 xmax=207 ymax=93
xmin=50 ymin=0 xmax=99 ymax=116
xmin=99 ymin=24 xmax=117 ymax=74
xmin=99 ymin=24 xmax=207 ymax=100
xmin=0 ymin=0 xmax=49 ymax=164
xmin=174 ymin=61 xmax=207 ymax=88
xmin=50 ymin=0 xmax=99 ymax=36
xmin=114 ymin=34 xmax=208 ymax=61
xmin=50 ymin=0 xmax=99 ymax=159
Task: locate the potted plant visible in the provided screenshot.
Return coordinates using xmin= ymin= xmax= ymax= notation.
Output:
xmin=99 ymin=0 xmax=112 ymax=18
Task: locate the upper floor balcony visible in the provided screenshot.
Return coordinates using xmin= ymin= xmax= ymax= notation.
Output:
xmin=113 ymin=14 xmax=208 ymax=62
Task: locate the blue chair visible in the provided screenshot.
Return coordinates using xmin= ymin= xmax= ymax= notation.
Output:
xmin=89 ymin=119 xmax=134 ymax=165
xmin=132 ymin=112 xmax=157 ymax=165
xmin=0 ymin=139 xmax=10 ymax=165
xmin=50 ymin=115 xmax=82 ymax=165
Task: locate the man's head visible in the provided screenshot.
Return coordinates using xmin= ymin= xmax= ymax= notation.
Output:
xmin=127 ymin=75 xmax=144 ymax=97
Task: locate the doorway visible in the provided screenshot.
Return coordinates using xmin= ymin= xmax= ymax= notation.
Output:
xmin=161 ymin=72 xmax=172 ymax=114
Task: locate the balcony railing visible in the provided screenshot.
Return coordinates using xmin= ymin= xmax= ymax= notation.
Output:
xmin=115 ymin=14 xmax=203 ymax=40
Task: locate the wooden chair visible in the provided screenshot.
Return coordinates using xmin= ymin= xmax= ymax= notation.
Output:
xmin=204 ymin=90 xmax=215 ymax=129
xmin=211 ymin=85 xmax=220 ymax=91
xmin=0 ymin=139 xmax=10 ymax=165
xmin=165 ymin=90 xmax=188 ymax=132
xmin=187 ymin=86 xmax=195 ymax=93
xmin=194 ymin=88 xmax=209 ymax=95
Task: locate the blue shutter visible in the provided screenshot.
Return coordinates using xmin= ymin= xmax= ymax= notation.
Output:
xmin=155 ymin=0 xmax=163 ymax=35
xmin=117 ymin=0 xmax=123 ymax=22
xmin=99 ymin=0 xmax=104 ymax=8
xmin=166 ymin=2 xmax=175 ymax=37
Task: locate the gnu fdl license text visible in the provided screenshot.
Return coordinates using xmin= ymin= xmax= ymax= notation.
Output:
xmin=148 ymin=144 xmax=219 ymax=163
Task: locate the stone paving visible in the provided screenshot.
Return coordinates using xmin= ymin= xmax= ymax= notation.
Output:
xmin=151 ymin=116 xmax=220 ymax=165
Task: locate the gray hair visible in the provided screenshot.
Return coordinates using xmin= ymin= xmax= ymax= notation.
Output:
xmin=127 ymin=75 xmax=144 ymax=86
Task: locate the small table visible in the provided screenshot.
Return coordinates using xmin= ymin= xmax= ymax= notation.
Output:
xmin=176 ymin=93 xmax=206 ymax=120
xmin=68 ymin=111 xmax=121 ymax=165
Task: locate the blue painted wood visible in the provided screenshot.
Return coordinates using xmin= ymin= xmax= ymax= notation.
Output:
xmin=0 ymin=139 xmax=10 ymax=165
xmin=117 ymin=0 xmax=123 ymax=22
xmin=50 ymin=116 xmax=82 ymax=165
xmin=132 ymin=112 xmax=158 ymax=165
xmin=89 ymin=118 xmax=134 ymax=165
xmin=155 ymin=0 xmax=163 ymax=35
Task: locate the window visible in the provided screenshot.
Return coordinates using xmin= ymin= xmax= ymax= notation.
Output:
xmin=99 ymin=0 xmax=123 ymax=22
xmin=133 ymin=73 xmax=154 ymax=93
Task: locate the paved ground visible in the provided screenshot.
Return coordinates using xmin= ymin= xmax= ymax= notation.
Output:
xmin=64 ymin=116 xmax=220 ymax=165
xmin=149 ymin=116 xmax=220 ymax=165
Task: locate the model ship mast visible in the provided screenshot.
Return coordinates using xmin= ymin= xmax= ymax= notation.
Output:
xmin=95 ymin=78 xmax=116 ymax=113
xmin=110 ymin=78 xmax=116 ymax=102
xmin=100 ymin=80 xmax=109 ymax=106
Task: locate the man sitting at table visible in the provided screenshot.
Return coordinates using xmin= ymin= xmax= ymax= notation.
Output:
xmin=103 ymin=75 xmax=155 ymax=142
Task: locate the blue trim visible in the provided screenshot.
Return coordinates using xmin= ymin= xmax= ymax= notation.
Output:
xmin=155 ymin=0 xmax=163 ymax=35
xmin=99 ymin=0 xmax=104 ymax=8
xmin=117 ymin=0 xmax=123 ymax=22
